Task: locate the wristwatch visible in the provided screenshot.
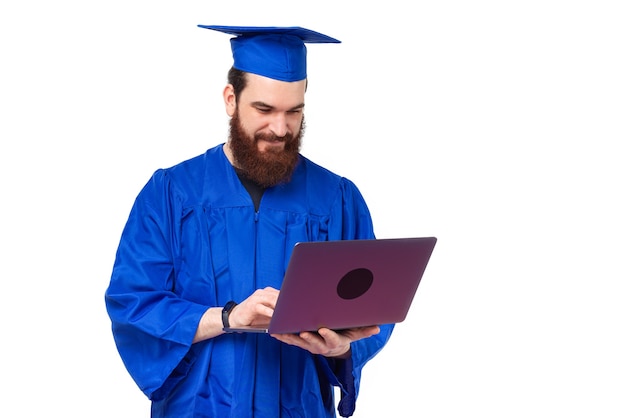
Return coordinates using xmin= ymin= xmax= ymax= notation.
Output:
xmin=222 ymin=301 xmax=238 ymax=329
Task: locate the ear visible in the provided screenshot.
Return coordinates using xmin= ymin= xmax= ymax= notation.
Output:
xmin=223 ymin=84 xmax=236 ymax=117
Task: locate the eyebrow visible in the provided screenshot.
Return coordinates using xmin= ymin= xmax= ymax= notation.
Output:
xmin=251 ymin=101 xmax=305 ymax=111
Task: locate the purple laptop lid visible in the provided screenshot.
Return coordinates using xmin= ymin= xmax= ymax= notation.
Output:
xmin=267 ymin=237 xmax=437 ymax=334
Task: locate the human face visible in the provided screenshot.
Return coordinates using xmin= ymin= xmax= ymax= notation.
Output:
xmin=224 ymin=73 xmax=306 ymax=153
xmin=224 ymin=73 xmax=307 ymax=187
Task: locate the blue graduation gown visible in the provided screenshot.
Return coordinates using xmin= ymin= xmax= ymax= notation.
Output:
xmin=105 ymin=144 xmax=394 ymax=417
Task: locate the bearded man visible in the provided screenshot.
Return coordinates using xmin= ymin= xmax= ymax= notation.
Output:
xmin=105 ymin=25 xmax=394 ymax=418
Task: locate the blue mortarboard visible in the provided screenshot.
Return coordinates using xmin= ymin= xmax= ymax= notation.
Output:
xmin=198 ymin=25 xmax=341 ymax=82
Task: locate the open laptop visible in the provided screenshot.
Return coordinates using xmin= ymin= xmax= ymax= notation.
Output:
xmin=223 ymin=236 xmax=437 ymax=334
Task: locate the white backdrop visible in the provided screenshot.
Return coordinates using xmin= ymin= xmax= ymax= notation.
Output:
xmin=1 ymin=1 xmax=625 ymax=416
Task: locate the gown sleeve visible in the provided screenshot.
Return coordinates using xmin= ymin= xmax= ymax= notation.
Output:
xmin=104 ymin=169 xmax=209 ymax=399
xmin=318 ymin=177 xmax=396 ymax=417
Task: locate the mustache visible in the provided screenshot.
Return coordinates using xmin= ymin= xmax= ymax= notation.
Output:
xmin=254 ymin=132 xmax=293 ymax=143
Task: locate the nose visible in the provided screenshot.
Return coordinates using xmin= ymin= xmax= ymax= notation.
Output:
xmin=269 ymin=113 xmax=288 ymax=138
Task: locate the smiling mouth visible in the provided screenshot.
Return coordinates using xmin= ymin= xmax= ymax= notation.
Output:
xmin=257 ymin=140 xmax=285 ymax=154
xmin=261 ymin=137 xmax=285 ymax=143
xmin=259 ymin=137 xmax=286 ymax=147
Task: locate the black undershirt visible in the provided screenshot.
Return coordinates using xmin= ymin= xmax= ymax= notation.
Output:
xmin=235 ymin=169 xmax=266 ymax=211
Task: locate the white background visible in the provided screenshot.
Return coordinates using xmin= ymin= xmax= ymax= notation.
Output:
xmin=1 ymin=1 xmax=625 ymax=416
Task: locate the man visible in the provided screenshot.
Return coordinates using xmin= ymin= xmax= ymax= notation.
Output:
xmin=105 ymin=25 xmax=394 ymax=417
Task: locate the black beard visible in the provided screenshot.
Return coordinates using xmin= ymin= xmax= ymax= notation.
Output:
xmin=228 ymin=111 xmax=305 ymax=188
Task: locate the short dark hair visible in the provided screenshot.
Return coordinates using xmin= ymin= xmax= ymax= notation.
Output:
xmin=227 ymin=67 xmax=247 ymax=101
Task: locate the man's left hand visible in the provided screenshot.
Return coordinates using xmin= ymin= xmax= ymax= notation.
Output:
xmin=271 ymin=325 xmax=380 ymax=358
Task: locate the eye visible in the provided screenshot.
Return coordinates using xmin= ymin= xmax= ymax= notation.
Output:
xmin=287 ymin=108 xmax=303 ymax=114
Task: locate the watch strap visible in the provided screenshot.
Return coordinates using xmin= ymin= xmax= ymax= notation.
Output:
xmin=222 ymin=301 xmax=238 ymax=329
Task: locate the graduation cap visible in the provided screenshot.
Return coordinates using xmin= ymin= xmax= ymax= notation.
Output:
xmin=198 ymin=25 xmax=341 ymax=82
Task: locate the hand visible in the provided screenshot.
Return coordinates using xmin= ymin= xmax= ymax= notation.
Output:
xmin=271 ymin=325 xmax=380 ymax=358
xmin=228 ymin=287 xmax=279 ymax=328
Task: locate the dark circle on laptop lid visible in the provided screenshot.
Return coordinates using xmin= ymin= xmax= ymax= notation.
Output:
xmin=337 ymin=268 xmax=374 ymax=300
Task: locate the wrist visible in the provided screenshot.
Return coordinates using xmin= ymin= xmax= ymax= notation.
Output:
xmin=331 ymin=346 xmax=352 ymax=359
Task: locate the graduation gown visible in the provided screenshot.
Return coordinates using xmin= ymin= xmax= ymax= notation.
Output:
xmin=105 ymin=144 xmax=394 ymax=417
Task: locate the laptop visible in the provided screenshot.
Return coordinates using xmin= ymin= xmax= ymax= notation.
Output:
xmin=223 ymin=236 xmax=437 ymax=334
